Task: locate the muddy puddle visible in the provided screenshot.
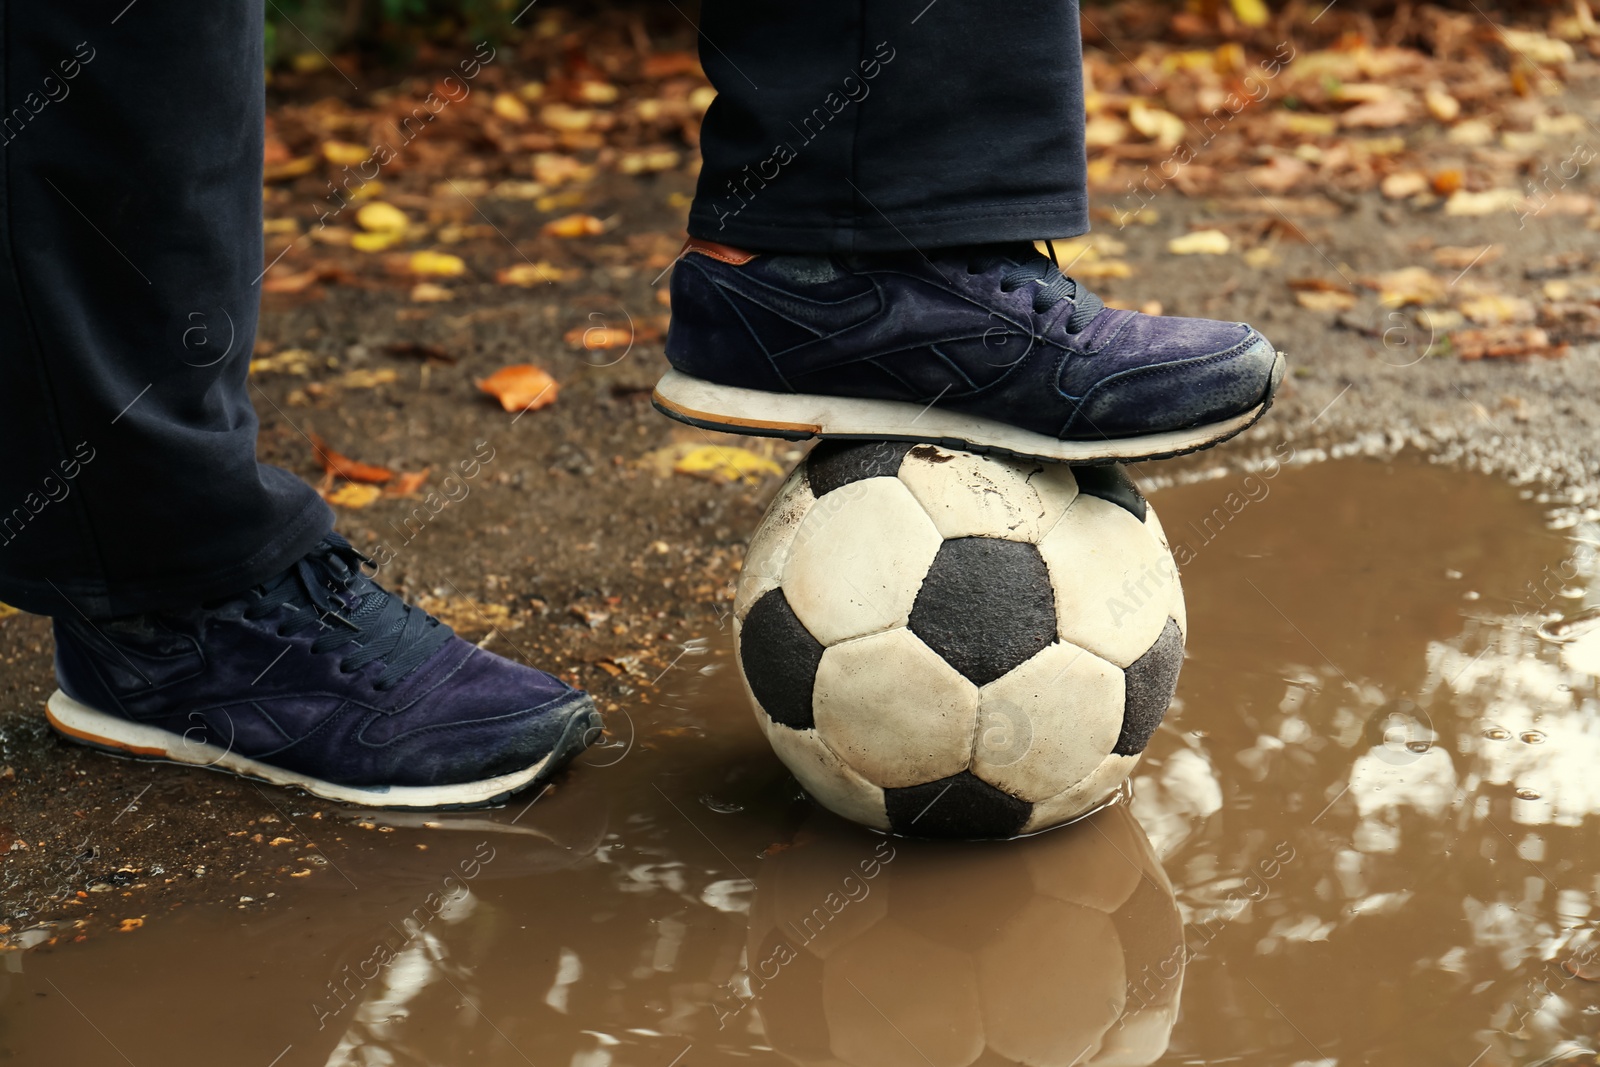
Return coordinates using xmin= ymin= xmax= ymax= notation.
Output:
xmin=5 ymin=454 xmax=1599 ymax=1067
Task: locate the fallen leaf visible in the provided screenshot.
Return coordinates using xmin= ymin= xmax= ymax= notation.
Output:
xmin=409 ymin=282 xmax=455 ymax=302
xmin=1431 ymin=169 xmax=1465 ymax=196
xmin=309 ymin=434 xmax=394 ymax=484
xmin=492 ymin=92 xmax=530 ymax=123
xmin=261 ymin=269 xmax=321 ymax=294
xmin=496 ymin=262 xmax=575 ymax=286
xmin=670 ymin=445 xmax=783 ymax=485
xmin=1228 ymin=0 xmax=1269 ymax=27
xmin=1432 ymin=245 xmax=1502 ymax=270
xmin=1454 ymin=325 xmax=1567 ymax=360
xmin=0 ymin=602 xmax=19 ymax=620
xmin=415 ymin=595 xmax=513 ymax=636
xmin=117 ymin=918 xmax=143 ymax=933
xmin=351 ymin=230 xmax=404 ymax=253
xmin=565 ymin=325 xmax=634 ymax=350
xmin=324 ymin=483 xmax=384 ymax=508
xmin=322 ymin=141 xmax=370 ymax=166
xmin=1296 ymin=290 xmax=1358 ymax=312
xmin=477 ymin=365 xmax=559 ymax=412
xmin=1446 ymin=189 xmax=1526 ymax=216
xmin=407 ymin=251 xmax=467 ymax=277
xmin=540 ymin=103 xmax=598 ymax=132
xmin=334 ymin=368 xmax=398 ymax=389
xmin=1459 ymin=294 xmax=1536 ymax=326
xmin=1501 ymin=29 xmax=1577 ymax=65
xmin=1424 ymin=87 xmax=1461 ymax=123
xmin=542 ymin=214 xmax=606 ymax=238
xmin=249 ymin=348 xmax=320 ymax=375
xmin=264 ymin=156 xmax=317 ymax=182
xmin=1288 ymin=277 xmax=1356 ymax=294
xmin=1128 ymin=101 xmax=1186 ymax=148
xmin=356 ymin=201 xmax=408 ymax=233
xmin=1168 ymin=230 xmax=1232 ymax=256
xmin=386 ymin=469 xmax=432 ymax=497
xmin=618 ymin=149 xmax=682 ymax=175
xmin=1364 ymin=267 xmax=1447 ymax=308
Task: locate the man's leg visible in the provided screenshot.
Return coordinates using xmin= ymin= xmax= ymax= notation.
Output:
xmin=691 ymin=0 xmax=1088 ymax=254
xmin=0 ymin=4 xmax=599 ymax=807
xmin=659 ymin=0 xmax=1284 ymax=466
xmin=0 ymin=3 xmax=330 ymax=619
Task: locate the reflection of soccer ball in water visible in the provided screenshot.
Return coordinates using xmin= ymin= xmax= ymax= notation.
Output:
xmin=744 ymin=801 xmax=1184 ymax=1067
xmin=733 ymin=441 xmax=1187 ymax=839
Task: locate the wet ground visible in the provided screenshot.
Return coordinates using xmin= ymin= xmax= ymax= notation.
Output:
xmin=5 ymin=455 xmax=1599 ymax=1066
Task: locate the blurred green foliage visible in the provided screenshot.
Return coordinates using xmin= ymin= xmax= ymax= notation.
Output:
xmin=263 ymin=0 xmax=523 ymax=64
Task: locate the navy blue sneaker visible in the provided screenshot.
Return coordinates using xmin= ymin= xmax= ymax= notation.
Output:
xmin=45 ymin=534 xmax=601 ymax=809
xmin=656 ymin=239 xmax=1285 ymax=463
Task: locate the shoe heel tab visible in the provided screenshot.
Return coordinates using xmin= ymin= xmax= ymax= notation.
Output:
xmin=682 ymin=237 xmax=758 ymax=266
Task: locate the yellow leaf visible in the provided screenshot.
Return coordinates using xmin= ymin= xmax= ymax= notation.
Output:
xmin=1168 ymin=230 xmax=1232 ymax=256
xmin=492 ymin=92 xmax=530 ymax=123
xmin=671 ymin=445 xmax=782 ymax=485
xmin=0 ymin=602 xmax=19 ymax=620
xmin=117 ymin=918 xmax=144 ymax=933
xmin=325 ymin=483 xmax=383 ymax=508
xmin=1228 ymin=0 xmax=1270 ymax=27
xmin=542 ymin=214 xmax=606 ymax=239
xmin=350 ymin=230 xmax=403 ymax=253
xmin=407 ymin=251 xmax=467 ymax=277
xmin=335 ymin=368 xmax=398 ymax=389
xmin=1459 ymin=294 xmax=1535 ymax=326
xmin=1279 ymin=114 xmax=1340 ymax=138
xmin=409 ymin=282 xmax=455 ymax=302
xmin=1295 ymin=290 xmax=1357 ymax=312
xmin=321 ymin=141 xmax=370 ymax=166
xmin=496 ymin=262 xmax=574 ymax=286
xmin=249 ymin=348 xmax=317 ymax=375
xmin=540 ymin=103 xmax=597 ymax=131
xmin=1366 ymin=267 xmax=1447 ymax=308
xmin=1128 ymin=101 xmax=1186 ymax=148
xmin=356 ymin=201 xmax=408 ymax=233
xmin=1445 ymin=189 xmax=1526 ymax=216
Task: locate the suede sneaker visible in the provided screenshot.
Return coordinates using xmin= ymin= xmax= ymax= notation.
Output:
xmin=656 ymin=238 xmax=1285 ymax=463
xmin=45 ymin=534 xmax=600 ymax=809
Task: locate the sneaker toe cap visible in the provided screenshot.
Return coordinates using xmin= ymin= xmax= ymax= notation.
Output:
xmin=1073 ymin=326 xmax=1282 ymax=438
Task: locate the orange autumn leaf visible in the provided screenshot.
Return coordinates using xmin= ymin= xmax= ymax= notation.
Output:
xmin=309 ymin=433 xmax=394 ymax=484
xmin=542 ymin=213 xmax=606 ymax=238
xmin=385 ymin=468 xmax=432 ymax=497
xmin=563 ymin=325 xmax=633 ymax=350
xmin=476 ymin=365 xmax=559 ymax=413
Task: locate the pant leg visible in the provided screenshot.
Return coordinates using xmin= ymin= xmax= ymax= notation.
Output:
xmin=0 ymin=1 xmax=331 ymax=619
xmin=689 ymin=0 xmax=1089 ymax=255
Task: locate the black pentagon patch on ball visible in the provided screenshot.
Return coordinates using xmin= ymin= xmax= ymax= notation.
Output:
xmin=908 ymin=537 xmax=1057 ymax=686
xmin=805 ymin=439 xmax=914 ymax=497
xmin=740 ymin=589 xmax=825 ymax=730
xmin=1070 ymin=463 xmax=1147 ymax=522
xmin=884 ymin=771 xmax=1032 ymax=839
xmin=1115 ymin=618 xmax=1184 ymax=755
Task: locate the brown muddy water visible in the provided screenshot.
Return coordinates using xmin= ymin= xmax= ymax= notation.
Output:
xmin=4 ymin=455 xmax=1598 ymax=1067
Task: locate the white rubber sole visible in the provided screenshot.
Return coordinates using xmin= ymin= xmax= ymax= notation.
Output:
xmin=652 ymin=364 xmax=1281 ymax=464
xmin=45 ymin=689 xmax=601 ymax=810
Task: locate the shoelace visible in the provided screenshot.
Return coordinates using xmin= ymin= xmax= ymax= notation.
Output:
xmin=241 ymin=534 xmax=453 ymax=690
xmin=970 ymin=243 xmax=1106 ymax=333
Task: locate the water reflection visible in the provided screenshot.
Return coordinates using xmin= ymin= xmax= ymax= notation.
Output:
xmin=746 ymin=802 xmax=1181 ymax=1067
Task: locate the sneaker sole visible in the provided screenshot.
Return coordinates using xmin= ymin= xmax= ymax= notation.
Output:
xmin=44 ymin=689 xmax=604 ymax=811
xmin=652 ymin=355 xmax=1285 ymax=465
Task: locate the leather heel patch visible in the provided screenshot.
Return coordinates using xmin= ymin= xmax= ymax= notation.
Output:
xmin=683 ymin=237 xmax=757 ymax=265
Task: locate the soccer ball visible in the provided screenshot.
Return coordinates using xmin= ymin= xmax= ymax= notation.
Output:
xmin=741 ymin=801 xmax=1184 ymax=1067
xmin=734 ymin=440 xmax=1185 ymax=838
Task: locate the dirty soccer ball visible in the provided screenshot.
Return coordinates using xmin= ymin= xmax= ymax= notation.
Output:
xmin=743 ymin=801 xmax=1184 ymax=1067
xmin=733 ymin=440 xmax=1186 ymax=839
